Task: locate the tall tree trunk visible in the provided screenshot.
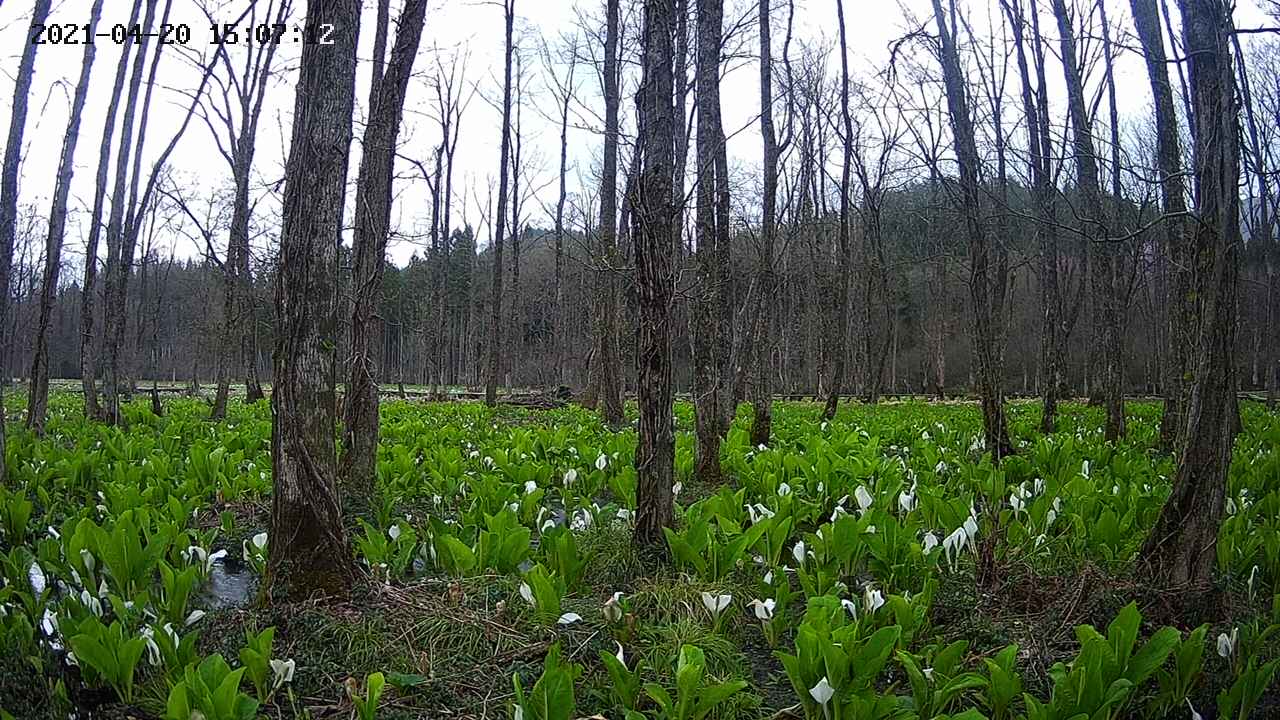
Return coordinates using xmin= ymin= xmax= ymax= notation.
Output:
xmin=268 ymin=0 xmax=362 ymax=601
xmin=1140 ymin=0 xmax=1241 ymax=593
xmin=1052 ymin=0 xmax=1122 ymax=440
xmin=1232 ymin=32 xmax=1273 ymax=413
xmin=102 ymin=0 xmax=164 ymax=423
xmin=509 ymin=56 xmax=523 ymax=389
xmin=231 ymin=2 xmax=289 ymax=407
xmin=822 ymin=0 xmax=854 ymax=421
xmin=930 ymin=0 xmax=1013 ymax=459
xmin=1143 ymin=0 xmax=1196 ymax=447
xmin=486 ymin=0 xmax=516 ymax=407
xmin=553 ymin=50 xmax=576 ymax=389
xmin=1001 ymin=0 xmax=1059 ymax=432
xmin=633 ymin=0 xmax=677 ymax=548
xmin=692 ymin=0 xmax=729 ymax=482
xmin=1098 ymin=0 xmax=1129 ymax=439
xmin=28 ymin=0 xmax=103 ymax=434
xmin=591 ymin=0 xmax=626 ymax=425
xmin=0 ymin=0 xmax=52 ymax=479
xmin=750 ymin=0 xmax=778 ymax=446
xmin=81 ymin=0 xmax=145 ymax=422
xmin=341 ymin=0 xmax=427 ymax=493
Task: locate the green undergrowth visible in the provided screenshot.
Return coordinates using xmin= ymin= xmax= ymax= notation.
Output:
xmin=1 ymin=392 xmax=1278 ymax=719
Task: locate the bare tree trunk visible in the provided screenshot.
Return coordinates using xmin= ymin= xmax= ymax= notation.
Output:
xmin=591 ymin=0 xmax=626 ymax=425
xmin=1138 ymin=0 xmax=1196 ymax=447
xmin=673 ymin=0 xmax=690 ymax=256
xmin=102 ymin=0 xmax=164 ymax=424
xmin=1232 ymin=32 xmax=1274 ymax=413
xmin=1001 ymin=0 xmax=1058 ymax=432
xmin=1098 ymin=0 xmax=1129 ymax=440
xmin=750 ymin=0 xmax=780 ymax=446
xmin=81 ymin=6 xmax=145 ymax=422
xmin=691 ymin=0 xmax=730 ymax=482
xmin=1140 ymin=0 xmax=1241 ymax=593
xmin=268 ymin=0 xmax=361 ymax=601
xmin=28 ymin=0 xmax=103 ymax=434
xmin=930 ymin=0 xmax=1013 ymax=459
xmin=822 ymin=0 xmax=854 ymax=421
xmin=0 ymin=0 xmax=52 ymax=477
xmin=634 ymin=0 xmax=677 ymax=548
xmin=486 ymin=0 xmax=516 ymax=407
xmin=552 ymin=44 xmax=577 ymax=389
xmin=1052 ymin=0 xmax=1123 ymax=440
xmin=509 ymin=54 xmax=524 ymax=389
xmin=231 ymin=2 xmax=290 ymax=406
xmin=341 ymin=0 xmax=427 ymax=494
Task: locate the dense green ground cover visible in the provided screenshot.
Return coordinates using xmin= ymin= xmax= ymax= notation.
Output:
xmin=1 ymin=393 xmax=1278 ymax=719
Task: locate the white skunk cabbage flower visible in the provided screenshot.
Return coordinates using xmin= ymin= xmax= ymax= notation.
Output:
xmin=898 ymin=490 xmax=917 ymax=514
xmin=748 ymin=598 xmax=776 ymax=620
xmin=854 ymin=486 xmax=874 ymax=513
xmin=596 ymin=454 xmax=609 ymax=471
xmin=270 ymin=658 xmax=296 ymax=688
xmin=519 ymin=582 xmax=534 ymax=606
xmin=840 ymin=599 xmax=858 ymax=618
xmin=792 ymin=541 xmax=807 ymax=566
xmin=809 ymin=677 xmax=835 ymax=706
xmin=80 ymin=590 xmax=103 ymax=617
xmin=557 ymin=612 xmax=582 ymax=625
xmin=700 ymin=591 xmax=732 ymax=617
xmin=140 ymin=626 xmax=160 ymax=665
xmin=603 ymin=592 xmax=624 ymax=623
xmin=864 ymin=586 xmax=885 ymax=614
xmin=1218 ymin=628 xmax=1238 ymax=658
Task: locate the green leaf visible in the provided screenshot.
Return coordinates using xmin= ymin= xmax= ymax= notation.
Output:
xmin=68 ymin=634 xmax=117 ymax=683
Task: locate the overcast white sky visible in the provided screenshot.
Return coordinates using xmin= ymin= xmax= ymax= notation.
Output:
xmin=0 ymin=0 xmax=1272 ymax=271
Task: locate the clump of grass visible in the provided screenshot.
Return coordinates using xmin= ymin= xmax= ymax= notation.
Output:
xmin=577 ymin=523 xmax=647 ymax=593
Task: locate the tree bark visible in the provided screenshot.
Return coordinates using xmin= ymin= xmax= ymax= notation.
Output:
xmin=1140 ymin=0 xmax=1242 ymax=591
xmin=81 ymin=0 xmax=145 ymax=422
xmin=1132 ymin=0 xmax=1191 ymax=447
xmin=590 ymin=0 xmax=626 ymax=425
xmin=1001 ymin=0 xmax=1059 ymax=432
xmin=485 ymin=0 xmax=516 ymax=407
xmin=1050 ymin=0 xmax=1124 ymax=441
xmin=212 ymin=0 xmax=289 ymax=409
xmin=341 ymin=0 xmax=427 ymax=493
xmin=930 ymin=0 xmax=1013 ymax=459
xmin=28 ymin=0 xmax=103 ymax=434
xmin=822 ymin=0 xmax=854 ymax=421
xmin=552 ymin=44 xmax=577 ymax=389
xmin=268 ymin=0 xmax=362 ymax=601
xmin=633 ymin=0 xmax=677 ymax=548
xmin=0 ymin=0 xmax=52 ymax=479
xmin=102 ymin=0 xmax=164 ymax=424
xmin=692 ymin=0 xmax=730 ymax=482
xmin=750 ymin=0 xmax=779 ymax=446
xmin=509 ymin=53 xmax=524 ymax=389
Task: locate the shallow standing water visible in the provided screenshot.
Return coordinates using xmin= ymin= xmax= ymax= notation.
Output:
xmin=201 ymin=555 xmax=257 ymax=609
